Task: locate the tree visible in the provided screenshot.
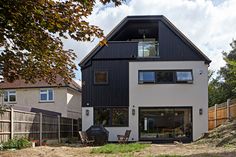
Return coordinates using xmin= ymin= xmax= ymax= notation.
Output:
xmin=0 ymin=0 xmax=123 ymax=84
xmin=221 ymin=40 xmax=236 ymax=93
xmin=208 ymin=40 xmax=236 ymax=107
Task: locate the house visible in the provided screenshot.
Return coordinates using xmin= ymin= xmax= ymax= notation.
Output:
xmin=0 ymin=77 xmax=81 ymax=119
xmin=79 ymin=15 xmax=211 ymax=143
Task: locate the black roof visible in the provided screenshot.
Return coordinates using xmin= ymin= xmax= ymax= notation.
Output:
xmin=79 ymin=15 xmax=211 ymax=67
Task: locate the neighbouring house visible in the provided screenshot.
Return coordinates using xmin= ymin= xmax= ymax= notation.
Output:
xmin=0 ymin=77 xmax=81 ymax=119
xmin=79 ymin=15 xmax=211 ymax=143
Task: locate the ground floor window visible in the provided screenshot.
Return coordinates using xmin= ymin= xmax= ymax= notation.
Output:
xmin=139 ymin=107 xmax=192 ymax=141
xmin=94 ymin=107 xmax=128 ymax=127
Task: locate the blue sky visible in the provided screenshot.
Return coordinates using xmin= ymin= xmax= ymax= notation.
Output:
xmin=62 ymin=0 xmax=236 ymax=83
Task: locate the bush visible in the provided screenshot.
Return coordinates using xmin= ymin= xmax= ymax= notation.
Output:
xmin=2 ymin=138 xmax=31 ymax=150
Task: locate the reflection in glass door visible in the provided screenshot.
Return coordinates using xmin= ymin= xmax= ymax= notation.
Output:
xmin=139 ymin=107 xmax=192 ymax=141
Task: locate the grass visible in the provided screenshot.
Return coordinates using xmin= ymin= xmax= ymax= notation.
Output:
xmin=145 ymin=155 xmax=183 ymax=157
xmin=151 ymin=155 xmax=183 ymax=157
xmin=91 ymin=143 xmax=150 ymax=154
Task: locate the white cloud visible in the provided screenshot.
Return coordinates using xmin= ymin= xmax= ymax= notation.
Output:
xmin=63 ymin=0 xmax=236 ymax=79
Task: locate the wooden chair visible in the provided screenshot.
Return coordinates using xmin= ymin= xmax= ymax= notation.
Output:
xmin=79 ymin=131 xmax=95 ymax=146
xmin=117 ymin=130 xmax=131 ymax=144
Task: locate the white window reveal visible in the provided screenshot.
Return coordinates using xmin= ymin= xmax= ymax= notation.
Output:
xmin=40 ymin=89 xmax=54 ymax=102
xmin=4 ymin=90 xmax=16 ymax=103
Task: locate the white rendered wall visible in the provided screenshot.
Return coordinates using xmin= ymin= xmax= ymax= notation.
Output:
xmin=82 ymin=107 xmax=94 ymax=131
xmin=129 ymin=61 xmax=208 ymax=141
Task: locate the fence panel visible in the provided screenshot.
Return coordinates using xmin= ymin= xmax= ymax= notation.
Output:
xmin=13 ymin=110 xmax=40 ymax=140
xmin=42 ymin=114 xmax=58 ymax=140
xmin=0 ymin=108 xmax=79 ymax=144
xmin=208 ymin=98 xmax=236 ymax=130
xmin=61 ymin=117 xmax=73 ymax=139
xmin=230 ymin=104 xmax=236 ymax=118
xmin=0 ymin=110 xmax=11 ymax=143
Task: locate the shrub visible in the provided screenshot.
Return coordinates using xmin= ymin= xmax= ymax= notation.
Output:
xmin=2 ymin=138 xmax=31 ymax=150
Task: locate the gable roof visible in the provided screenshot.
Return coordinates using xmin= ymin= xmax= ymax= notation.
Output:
xmin=79 ymin=15 xmax=211 ymax=67
xmin=0 ymin=77 xmax=81 ymax=92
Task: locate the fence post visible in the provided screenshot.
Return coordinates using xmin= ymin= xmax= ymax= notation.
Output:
xmin=71 ymin=118 xmax=73 ymax=137
xmin=214 ymin=104 xmax=217 ymax=128
xmin=10 ymin=108 xmax=14 ymax=139
xmin=227 ymin=99 xmax=231 ymax=120
xmin=39 ymin=113 xmax=42 ymax=146
xmin=58 ymin=115 xmax=61 ymax=143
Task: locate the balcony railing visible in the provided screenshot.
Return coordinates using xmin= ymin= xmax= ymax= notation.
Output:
xmin=138 ymin=41 xmax=159 ymax=57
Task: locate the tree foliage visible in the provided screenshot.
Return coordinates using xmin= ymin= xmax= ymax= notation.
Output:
xmin=0 ymin=0 xmax=123 ymax=83
xmin=208 ymin=40 xmax=236 ymax=107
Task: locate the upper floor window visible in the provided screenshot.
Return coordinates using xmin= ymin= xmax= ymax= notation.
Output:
xmin=139 ymin=71 xmax=155 ymax=84
xmin=139 ymin=70 xmax=193 ymax=84
xmin=138 ymin=41 xmax=159 ymax=57
xmin=156 ymin=71 xmax=174 ymax=83
xmin=4 ymin=90 xmax=16 ymax=103
xmin=176 ymin=71 xmax=193 ymax=83
xmin=94 ymin=71 xmax=108 ymax=84
xmin=40 ymin=89 xmax=54 ymax=102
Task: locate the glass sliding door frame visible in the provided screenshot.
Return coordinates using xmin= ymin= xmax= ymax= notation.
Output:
xmin=138 ymin=107 xmax=193 ymax=143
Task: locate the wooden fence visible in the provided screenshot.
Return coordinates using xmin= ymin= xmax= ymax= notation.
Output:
xmin=208 ymin=98 xmax=236 ymax=130
xmin=0 ymin=108 xmax=81 ymax=144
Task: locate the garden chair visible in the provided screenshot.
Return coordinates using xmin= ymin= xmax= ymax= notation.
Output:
xmin=79 ymin=131 xmax=95 ymax=146
xmin=117 ymin=130 xmax=131 ymax=144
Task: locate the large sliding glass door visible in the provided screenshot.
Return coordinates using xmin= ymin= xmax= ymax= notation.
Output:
xmin=139 ymin=107 xmax=192 ymax=142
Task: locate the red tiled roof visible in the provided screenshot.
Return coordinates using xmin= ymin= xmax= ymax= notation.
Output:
xmin=0 ymin=77 xmax=81 ymax=91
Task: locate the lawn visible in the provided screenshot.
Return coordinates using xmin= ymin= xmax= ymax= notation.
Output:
xmin=91 ymin=143 xmax=150 ymax=154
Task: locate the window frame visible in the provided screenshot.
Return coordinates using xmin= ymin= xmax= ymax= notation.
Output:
xmin=39 ymin=88 xmax=54 ymax=102
xmin=94 ymin=70 xmax=109 ymax=85
xmin=94 ymin=107 xmax=129 ymax=127
xmin=138 ymin=70 xmax=156 ymax=84
xmin=176 ymin=70 xmax=193 ymax=83
xmin=138 ymin=70 xmax=193 ymax=84
xmin=4 ymin=90 xmax=16 ymax=103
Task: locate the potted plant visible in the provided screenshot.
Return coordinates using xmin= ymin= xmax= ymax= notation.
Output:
xmin=30 ymin=139 xmax=40 ymax=147
xmin=42 ymin=139 xmax=47 ymax=146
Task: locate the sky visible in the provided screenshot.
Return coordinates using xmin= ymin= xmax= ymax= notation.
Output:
xmin=63 ymin=0 xmax=236 ymax=83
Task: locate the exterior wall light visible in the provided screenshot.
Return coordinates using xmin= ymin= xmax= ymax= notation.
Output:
xmin=132 ymin=109 xmax=135 ymax=115
xmin=199 ymin=108 xmax=203 ymax=115
xmin=86 ymin=109 xmax=89 ymax=116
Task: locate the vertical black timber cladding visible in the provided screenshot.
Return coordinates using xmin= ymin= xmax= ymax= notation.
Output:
xmin=93 ymin=42 xmax=138 ymax=59
xmin=82 ymin=67 xmax=92 ymax=107
xmin=90 ymin=60 xmax=129 ymax=107
xmin=158 ymin=21 xmax=202 ymax=61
